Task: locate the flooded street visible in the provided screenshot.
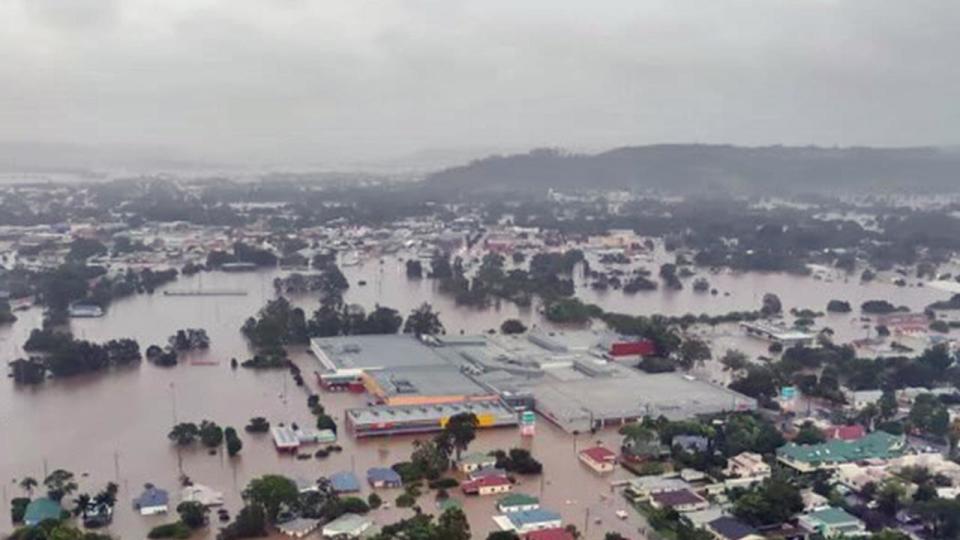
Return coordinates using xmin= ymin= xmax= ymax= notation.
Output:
xmin=0 ymin=258 xmax=953 ymax=538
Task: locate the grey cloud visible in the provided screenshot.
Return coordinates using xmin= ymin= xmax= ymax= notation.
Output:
xmin=0 ymin=0 xmax=958 ymax=169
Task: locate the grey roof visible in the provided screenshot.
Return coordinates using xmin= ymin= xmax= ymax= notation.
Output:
xmin=311 ymin=335 xmax=449 ymax=371
xmin=134 ymin=486 xmax=169 ymax=508
xmin=347 ymin=400 xmax=518 ymax=427
xmin=709 ymin=516 xmax=758 ymax=540
xmin=365 ymin=365 xmax=488 ymax=397
xmin=329 ymin=472 xmax=361 ymax=493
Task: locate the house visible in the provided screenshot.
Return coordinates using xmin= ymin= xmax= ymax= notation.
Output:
xmin=578 ymin=446 xmax=617 ymax=474
xmin=621 ymin=431 xmax=670 ymax=463
xmin=798 ymin=507 xmax=866 ymax=538
xmin=462 ymin=475 xmax=512 ymax=496
xmin=724 ymin=452 xmax=771 ymax=484
xmin=181 ymin=484 xmax=224 ymax=507
xmin=458 ymin=452 xmax=498 ymax=473
xmin=498 ymin=493 xmax=540 ymax=513
xmin=672 ymin=435 xmax=710 ymax=454
xmin=367 ymin=467 xmax=403 ymax=489
xmin=322 ymin=513 xmax=373 ymax=538
xmin=493 ymin=508 xmax=563 ymax=534
xmin=623 ymin=477 xmax=692 ymax=503
xmin=649 ymin=489 xmax=710 ymax=513
xmin=24 ymin=498 xmax=62 ymax=526
xmin=278 ymin=518 xmax=320 ymax=538
xmin=329 ymin=472 xmax=361 ymax=494
xmin=524 ymin=528 xmax=576 ymax=540
xmin=706 ymin=516 xmax=763 ymax=540
xmin=272 ymin=426 xmax=301 ymax=452
xmin=133 ymin=485 xmax=169 ymax=515
xmin=469 ymin=466 xmax=509 ymax=480
xmin=822 ymin=425 xmax=866 ymax=441
xmin=777 ymin=431 xmax=906 ymax=473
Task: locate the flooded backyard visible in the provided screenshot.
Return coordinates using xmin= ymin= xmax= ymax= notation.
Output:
xmin=0 ymin=256 xmax=954 ymax=538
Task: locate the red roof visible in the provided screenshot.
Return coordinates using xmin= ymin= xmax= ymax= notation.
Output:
xmin=822 ymin=424 xmax=866 ymax=441
xmin=525 ymin=528 xmax=576 ymax=540
xmin=610 ymin=340 xmax=656 ymax=357
xmin=579 ymin=446 xmax=617 ymax=463
xmin=461 ymin=475 xmax=511 ymax=493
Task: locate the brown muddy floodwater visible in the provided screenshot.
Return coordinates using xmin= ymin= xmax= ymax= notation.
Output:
xmin=0 ymin=256 xmax=952 ymax=539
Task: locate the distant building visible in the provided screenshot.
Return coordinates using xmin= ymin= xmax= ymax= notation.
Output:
xmin=328 ymin=472 xmax=361 ymax=494
xmin=133 ymin=485 xmax=169 ymax=515
xmin=649 ymin=489 xmax=710 ymax=513
xmin=578 ymin=446 xmax=617 ymax=474
xmin=458 ymin=452 xmax=498 ymax=473
xmin=777 ymin=431 xmax=906 ymax=472
xmin=798 ymin=507 xmax=866 ymax=538
xmin=706 ymin=516 xmax=763 ymax=540
xmin=493 ymin=509 xmax=563 ymax=534
xmin=740 ymin=322 xmax=815 ymax=347
xmin=462 ymin=475 xmax=512 ymax=496
xmin=672 ymin=434 xmax=710 ymax=453
xmin=497 ymin=493 xmax=540 ymax=513
xmin=367 ymin=467 xmax=403 ymax=489
xmin=724 ymin=452 xmax=771 ymax=481
xmin=321 ymin=513 xmax=372 ymax=538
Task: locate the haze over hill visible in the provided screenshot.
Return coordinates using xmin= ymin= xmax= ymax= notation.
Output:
xmin=425 ymin=145 xmax=960 ymax=196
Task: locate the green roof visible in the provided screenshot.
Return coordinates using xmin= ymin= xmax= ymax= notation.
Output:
xmin=439 ymin=498 xmax=462 ymax=511
xmin=460 ymin=452 xmax=497 ymax=465
xmin=498 ymin=493 xmax=539 ymax=508
xmin=806 ymin=507 xmax=861 ymax=526
xmin=777 ymin=431 xmax=905 ymax=465
xmin=24 ymin=498 xmax=62 ymax=525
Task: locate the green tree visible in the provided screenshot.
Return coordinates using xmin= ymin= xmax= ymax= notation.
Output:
xmin=678 ymin=338 xmax=711 ymax=370
xmin=199 ymin=420 xmax=224 ymax=448
xmin=168 ymin=422 xmax=200 ymax=446
xmin=733 ymin=477 xmax=803 ymax=526
xmin=793 ymin=422 xmax=826 ymax=445
xmin=486 ymin=532 xmax=521 ymax=540
xmin=243 ymin=475 xmax=299 ymax=523
xmin=225 ymin=427 xmax=243 ymax=457
xmin=403 ymin=303 xmax=444 ymax=337
xmin=436 ymin=412 xmax=479 ymax=461
xmin=176 ymin=501 xmax=209 ymax=529
xmin=500 ymin=319 xmax=528 ymax=334
xmin=436 ymin=507 xmax=470 ymax=540
xmin=19 ymin=477 xmax=37 ymax=496
xmin=43 ymin=469 xmax=78 ymax=502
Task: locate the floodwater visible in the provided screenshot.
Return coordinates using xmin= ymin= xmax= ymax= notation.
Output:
xmin=0 ymin=255 xmax=953 ymax=539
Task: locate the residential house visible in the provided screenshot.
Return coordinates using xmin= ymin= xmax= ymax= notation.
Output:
xmin=493 ymin=509 xmax=563 ymax=534
xmin=322 ymin=513 xmax=373 ymax=538
xmin=524 ymin=528 xmax=576 ymax=540
xmin=462 ymin=475 xmax=512 ymax=496
xmin=498 ymin=493 xmax=540 ymax=513
xmin=328 ymin=472 xmax=361 ymax=494
xmin=649 ymin=489 xmax=710 ymax=513
xmin=578 ymin=446 xmax=617 ymax=474
xmin=181 ymin=484 xmax=224 ymax=507
xmin=798 ymin=507 xmax=866 ymax=538
xmin=706 ymin=516 xmax=763 ymax=540
xmin=621 ymin=430 xmax=669 ymax=463
xmin=724 ymin=452 xmax=770 ymax=480
xmin=279 ymin=518 xmax=320 ymax=538
xmin=24 ymin=498 xmax=62 ymax=526
xmin=458 ymin=452 xmax=498 ymax=473
xmin=673 ymin=435 xmax=710 ymax=454
xmin=133 ymin=485 xmax=169 ymax=515
xmin=367 ymin=467 xmax=403 ymax=489
xmin=469 ymin=466 xmax=509 ymax=480
xmin=624 ymin=477 xmax=691 ymax=503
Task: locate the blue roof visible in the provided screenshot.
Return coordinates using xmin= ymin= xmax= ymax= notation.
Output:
xmin=367 ymin=467 xmax=402 ymax=483
xmin=134 ymin=486 xmax=169 ymax=508
xmin=508 ymin=508 xmax=562 ymax=526
xmin=329 ymin=471 xmax=361 ymax=492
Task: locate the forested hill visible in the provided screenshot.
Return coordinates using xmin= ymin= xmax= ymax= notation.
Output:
xmin=423 ymin=145 xmax=960 ymax=196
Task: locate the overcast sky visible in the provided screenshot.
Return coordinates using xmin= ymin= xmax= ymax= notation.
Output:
xmin=0 ymin=0 xmax=958 ymax=167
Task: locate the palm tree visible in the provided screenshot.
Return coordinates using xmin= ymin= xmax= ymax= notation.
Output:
xmin=73 ymin=493 xmax=92 ymax=517
xmin=19 ymin=477 xmax=37 ymax=497
xmin=44 ymin=469 xmax=78 ymax=502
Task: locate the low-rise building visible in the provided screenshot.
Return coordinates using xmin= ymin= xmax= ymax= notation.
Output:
xmin=321 ymin=513 xmax=373 ymax=538
xmin=462 ymin=475 xmax=512 ymax=496
xmin=798 ymin=507 xmax=866 ymax=538
xmin=706 ymin=516 xmax=763 ymax=540
xmin=133 ymin=485 xmax=169 ymax=516
xmin=493 ymin=509 xmax=563 ymax=534
xmin=367 ymin=467 xmax=403 ymax=489
xmin=649 ymin=489 xmax=710 ymax=513
xmin=777 ymin=431 xmax=906 ymax=473
xmin=458 ymin=452 xmax=498 ymax=473
xmin=724 ymin=452 xmax=771 ymax=481
xmin=498 ymin=493 xmax=540 ymax=513
xmin=24 ymin=499 xmax=62 ymax=526
xmin=328 ymin=472 xmax=361 ymax=494
xmin=578 ymin=446 xmax=617 ymax=474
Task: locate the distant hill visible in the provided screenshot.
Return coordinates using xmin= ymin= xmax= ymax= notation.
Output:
xmin=424 ymin=145 xmax=960 ymax=196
